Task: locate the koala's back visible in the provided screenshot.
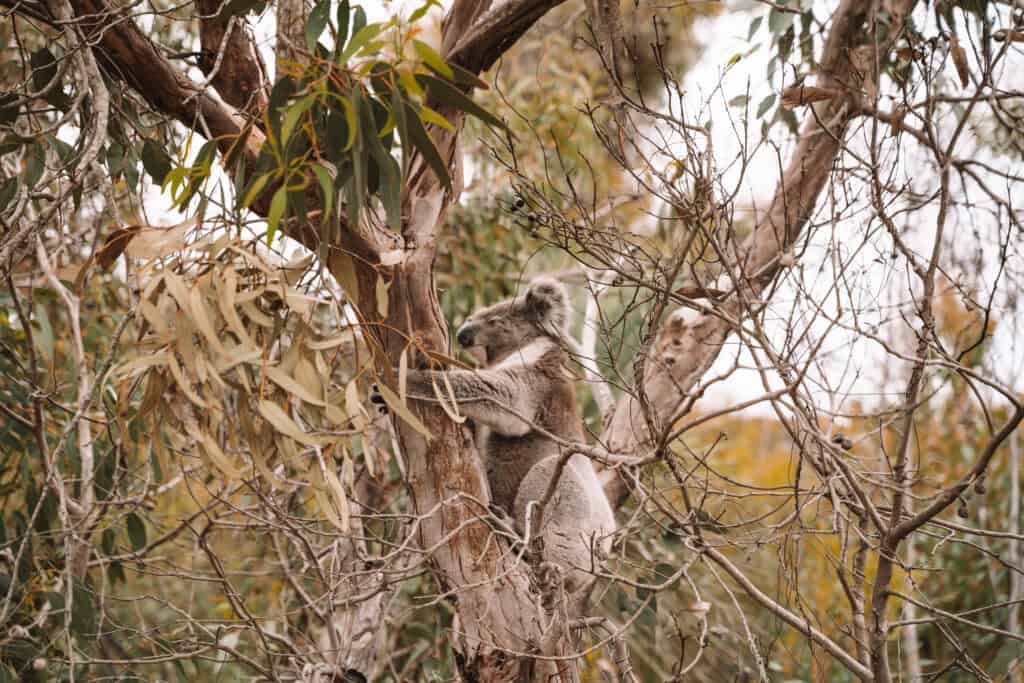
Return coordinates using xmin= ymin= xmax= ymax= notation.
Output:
xmin=482 ymin=347 xmax=584 ymax=513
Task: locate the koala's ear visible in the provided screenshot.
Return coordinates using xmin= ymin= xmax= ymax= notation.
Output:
xmin=524 ymin=277 xmax=567 ymax=327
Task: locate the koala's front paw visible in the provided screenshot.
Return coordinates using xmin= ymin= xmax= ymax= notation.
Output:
xmin=368 ymin=384 xmax=389 ymax=415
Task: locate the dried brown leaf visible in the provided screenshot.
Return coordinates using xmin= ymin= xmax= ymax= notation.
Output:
xmin=950 ymin=35 xmax=969 ymax=88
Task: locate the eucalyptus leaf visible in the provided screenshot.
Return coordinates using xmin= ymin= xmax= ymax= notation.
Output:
xmin=126 ymin=512 xmax=146 ymax=551
xmin=306 ymin=0 xmax=330 ymax=52
xmin=416 ymin=75 xmax=508 ymax=132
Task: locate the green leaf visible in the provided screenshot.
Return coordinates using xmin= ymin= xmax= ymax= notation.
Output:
xmin=141 ymin=138 xmax=172 ymax=184
xmin=368 ymin=61 xmax=392 ymax=96
xmin=106 ymin=141 xmax=125 ymax=178
xmin=49 ymin=135 xmax=75 ymax=166
xmin=756 ymin=93 xmax=776 ymax=118
xmin=412 ymin=39 xmax=453 ymax=80
xmin=240 ymin=170 xmax=273 ymax=209
xmin=346 ymin=93 xmax=366 ymax=228
xmin=267 ymin=185 xmax=287 ymax=245
xmin=747 ymin=15 xmax=763 ymax=40
xmin=108 ymin=561 xmax=126 ymax=585
xmin=311 ymin=163 xmax=334 ymax=220
xmin=101 ymin=527 xmax=115 ymax=555
xmin=0 ymin=178 xmax=18 ymax=212
xmin=0 ymin=93 xmax=19 ymax=126
xmin=341 ymin=97 xmax=358 ymax=152
xmin=126 ymin=512 xmax=146 ymax=551
xmin=70 ymin=579 xmax=96 ymax=639
xmin=408 ymin=0 xmax=437 ymax=22
xmin=768 ymin=7 xmax=795 ymax=34
xmin=390 ymin=89 xmax=409 ymax=168
xmin=325 ymin=108 xmax=351 ymax=164
xmin=416 ymin=75 xmax=507 ymax=132
xmin=268 ymin=76 xmax=297 ymax=116
xmin=337 ymin=23 xmax=383 ymax=66
xmin=402 ymin=101 xmax=450 ymax=192
xmin=30 ymin=48 xmax=58 ymax=95
xmin=23 ymin=143 xmax=44 ymax=188
xmin=335 ymin=0 xmax=351 ymax=52
xmin=351 ymin=5 xmax=366 ymax=36
xmin=447 ymin=62 xmax=491 ymax=91
xmin=306 ymin=0 xmax=330 ymax=52
xmin=418 ymin=104 xmax=454 ymax=132
xmin=728 ymin=95 xmax=750 ymax=108
xmin=44 ymin=591 xmax=65 ymax=614
xmin=281 ymin=94 xmax=314 ymax=146
xmin=359 ymin=97 xmax=400 ymax=230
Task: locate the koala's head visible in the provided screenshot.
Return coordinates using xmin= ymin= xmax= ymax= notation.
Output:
xmin=455 ymin=277 xmax=569 ymax=365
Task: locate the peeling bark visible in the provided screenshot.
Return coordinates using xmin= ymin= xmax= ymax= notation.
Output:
xmin=376 ymin=3 xmax=577 ymax=677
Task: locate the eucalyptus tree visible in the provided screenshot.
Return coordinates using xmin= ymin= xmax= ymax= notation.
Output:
xmin=1 ymin=0 xmax=1022 ymax=681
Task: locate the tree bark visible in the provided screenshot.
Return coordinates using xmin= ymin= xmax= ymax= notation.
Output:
xmin=30 ymin=0 xmax=570 ymax=677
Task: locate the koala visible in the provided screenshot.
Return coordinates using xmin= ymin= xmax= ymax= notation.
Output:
xmin=381 ymin=277 xmax=615 ymax=594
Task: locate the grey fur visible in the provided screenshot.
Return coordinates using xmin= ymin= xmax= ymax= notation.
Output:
xmin=402 ymin=277 xmax=616 ymax=593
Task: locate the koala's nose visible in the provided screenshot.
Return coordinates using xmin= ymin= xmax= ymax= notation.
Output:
xmin=456 ymin=326 xmax=475 ymax=347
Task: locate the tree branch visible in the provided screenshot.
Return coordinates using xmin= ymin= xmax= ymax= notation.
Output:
xmin=196 ymin=0 xmax=269 ymax=116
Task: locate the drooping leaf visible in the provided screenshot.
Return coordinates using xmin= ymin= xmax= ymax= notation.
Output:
xmin=768 ymin=7 xmax=795 ymax=34
xmin=70 ymin=579 xmax=96 ymax=639
xmin=306 ymin=0 xmax=330 ymax=52
xmin=335 ymin=0 xmax=351 ymax=53
xmin=265 ymin=365 xmax=326 ymax=406
xmin=350 ymin=5 xmax=366 ymax=36
xmin=337 ymin=22 xmax=383 ymax=66
xmin=412 ymin=39 xmax=454 ymax=80
xmin=30 ymin=48 xmax=62 ymax=106
xmin=360 ymin=97 xmax=400 ymax=229
xmin=401 ymin=101 xmax=451 ymax=191
xmin=257 ymin=400 xmax=323 ymax=447
xmin=0 ymin=178 xmax=17 ymax=212
xmin=0 ymin=93 xmax=20 ymax=126
xmin=325 ymin=108 xmax=350 ymax=164
xmin=125 ymin=513 xmax=146 ymax=551
xmin=198 ymin=431 xmax=242 ymax=477
xmin=266 ymin=185 xmax=287 ymax=245
xmin=417 ymin=105 xmax=455 ymax=132
xmin=374 ymin=383 xmax=432 ymax=440
xmin=141 ymin=139 xmax=172 ymax=184
xmin=281 ymin=94 xmax=314 ymax=147
xmin=240 ymin=170 xmax=274 ymax=209
xmin=416 ymin=75 xmax=508 ymax=132
xmin=311 ymin=163 xmax=335 ymax=220
xmin=23 ymin=143 xmax=44 ymax=188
